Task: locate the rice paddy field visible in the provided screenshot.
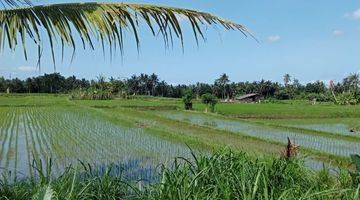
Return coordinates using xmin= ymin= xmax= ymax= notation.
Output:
xmin=0 ymin=94 xmax=359 ymax=181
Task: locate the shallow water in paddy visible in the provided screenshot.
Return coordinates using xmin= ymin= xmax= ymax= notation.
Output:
xmin=288 ymin=123 xmax=360 ymax=137
xmin=0 ymin=107 xmax=191 ymax=180
xmin=159 ymin=112 xmax=360 ymax=158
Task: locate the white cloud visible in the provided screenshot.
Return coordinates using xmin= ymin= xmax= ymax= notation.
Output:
xmin=332 ymin=30 xmax=344 ymax=37
xmin=267 ymin=35 xmax=281 ymax=43
xmin=345 ymin=8 xmax=360 ymax=20
xmin=18 ymin=66 xmax=37 ymax=72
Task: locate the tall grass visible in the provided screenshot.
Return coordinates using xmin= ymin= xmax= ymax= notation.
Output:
xmin=145 ymin=150 xmax=360 ymax=200
xmin=1 ymin=150 xmax=359 ymax=199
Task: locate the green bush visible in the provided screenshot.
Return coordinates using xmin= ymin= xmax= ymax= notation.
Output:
xmin=182 ymin=90 xmax=194 ymax=110
xmin=69 ymin=88 xmax=114 ymax=100
xmin=275 ymin=89 xmax=293 ymax=100
xmin=306 ymin=93 xmax=332 ymax=102
xmin=336 ymin=92 xmax=358 ymax=105
xmin=352 ymin=89 xmax=360 ymax=103
xmin=201 ymin=93 xmax=218 ymax=112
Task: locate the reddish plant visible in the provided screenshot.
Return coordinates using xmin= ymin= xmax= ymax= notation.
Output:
xmin=282 ymin=137 xmax=300 ymax=159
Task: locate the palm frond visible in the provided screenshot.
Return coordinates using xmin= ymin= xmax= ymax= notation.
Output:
xmin=0 ymin=0 xmax=31 ymax=8
xmin=0 ymin=2 xmax=251 ymax=67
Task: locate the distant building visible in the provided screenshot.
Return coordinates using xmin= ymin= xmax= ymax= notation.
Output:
xmin=236 ymin=93 xmax=261 ymax=103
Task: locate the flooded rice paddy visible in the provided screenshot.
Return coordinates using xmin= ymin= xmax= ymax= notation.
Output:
xmin=0 ymin=107 xmax=190 ymax=180
xmin=0 ymin=105 xmax=358 ymax=180
xmin=158 ymin=111 xmax=360 ymax=157
xmin=288 ymin=123 xmax=360 ymax=137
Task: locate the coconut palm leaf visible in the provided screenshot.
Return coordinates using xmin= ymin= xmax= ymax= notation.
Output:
xmin=0 ymin=2 xmax=251 ymax=67
xmin=1 ymin=0 xmax=31 ymax=8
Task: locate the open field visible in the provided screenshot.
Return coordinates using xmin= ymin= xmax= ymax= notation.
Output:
xmin=194 ymin=100 xmax=360 ymax=119
xmin=0 ymin=94 xmax=359 ymax=180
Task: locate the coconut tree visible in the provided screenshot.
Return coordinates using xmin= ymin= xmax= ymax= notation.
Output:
xmin=283 ymin=74 xmax=291 ymax=87
xmin=346 ymin=73 xmax=360 ymax=91
xmin=0 ymin=0 xmax=251 ymax=68
xmin=215 ymin=73 xmax=230 ymax=100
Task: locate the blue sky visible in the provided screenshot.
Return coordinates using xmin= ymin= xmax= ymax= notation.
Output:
xmin=1 ymin=0 xmax=360 ymax=84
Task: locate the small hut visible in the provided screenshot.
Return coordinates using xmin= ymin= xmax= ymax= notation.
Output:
xmin=236 ymin=93 xmax=261 ymax=103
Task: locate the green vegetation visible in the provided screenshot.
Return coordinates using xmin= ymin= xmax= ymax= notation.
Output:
xmin=4 ymin=1 xmax=359 ymax=198
xmin=193 ymin=100 xmax=360 ymax=118
xmin=201 ymin=93 xmax=218 ymax=113
xmin=336 ymin=92 xmax=359 ymax=105
xmin=0 ymin=1 xmax=249 ymax=67
xmin=1 ymin=72 xmax=359 ymax=105
xmin=0 ymin=94 xmax=359 ymax=198
xmin=1 ymin=150 xmax=360 ymax=199
xmin=182 ymin=90 xmax=194 ymax=110
xmin=70 ymin=88 xmax=114 ymax=100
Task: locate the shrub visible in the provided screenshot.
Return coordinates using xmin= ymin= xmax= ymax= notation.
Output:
xmin=201 ymin=93 xmax=217 ymax=112
xmin=352 ymin=89 xmax=360 ymax=102
xmin=275 ymin=89 xmax=293 ymax=100
xmin=69 ymin=88 xmax=114 ymax=100
xmin=306 ymin=93 xmax=332 ymax=102
xmin=182 ymin=90 xmax=194 ymax=110
xmin=336 ymin=92 xmax=358 ymax=105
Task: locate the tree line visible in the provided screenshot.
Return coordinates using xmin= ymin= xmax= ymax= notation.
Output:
xmin=0 ymin=72 xmax=359 ymax=103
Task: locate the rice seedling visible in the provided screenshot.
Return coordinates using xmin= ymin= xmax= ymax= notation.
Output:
xmin=160 ymin=111 xmax=360 ymax=158
xmin=0 ymin=106 xmax=192 ymax=181
xmin=0 ymin=96 xmax=359 ymax=199
xmin=289 ymin=123 xmax=360 ymax=138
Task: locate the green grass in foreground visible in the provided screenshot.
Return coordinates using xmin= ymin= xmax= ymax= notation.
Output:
xmin=1 ymin=149 xmax=359 ymax=200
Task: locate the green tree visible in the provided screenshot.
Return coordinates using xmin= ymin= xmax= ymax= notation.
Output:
xmin=201 ymin=93 xmax=218 ymax=113
xmin=305 ymin=81 xmax=326 ymax=94
xmin=182 ymin=89 xmax=194 ymax=110
xmin=283 ymin=74 xmax=291 ymax=87
xmin=343 ymin=73 xmax=360 ymax=92
xmin=215 ymin=73 xmax=230 ymax=100
xmin=0 ymin=76 xmax=5 ymax=92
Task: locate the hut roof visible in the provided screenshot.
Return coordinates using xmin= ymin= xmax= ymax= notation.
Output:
xmin=236 ymin=93 xmax=259 ymax=100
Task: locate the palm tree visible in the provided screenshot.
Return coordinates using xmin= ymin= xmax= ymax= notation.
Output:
xmin=283 ymin=74 xmax=291 ymax=87
xmin=348 ymin=73 xmax=360 ymax=90
xmin=0 ymin=0 xmax=251 ymax=68
xmin=215 ymin=73 xmax=230 ymax=100
xmin=149 ymin=73 xmax=159 ymax=96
